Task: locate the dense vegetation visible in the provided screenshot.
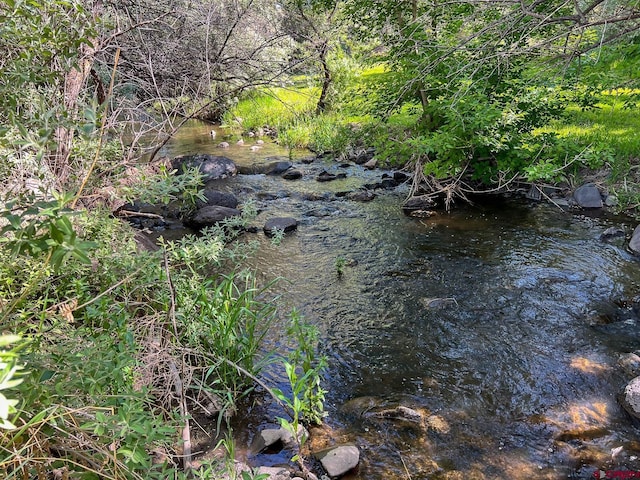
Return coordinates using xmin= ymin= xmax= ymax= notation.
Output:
xmin=1 ymin=0 xmax=640 ymax=478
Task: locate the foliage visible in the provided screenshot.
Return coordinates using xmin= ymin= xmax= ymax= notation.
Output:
xmin=0 ymin=336 xmax=26 ymax=431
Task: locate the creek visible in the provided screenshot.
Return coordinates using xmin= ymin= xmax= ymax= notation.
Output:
xmin=162 ymin=121 xmax=640 ymax=479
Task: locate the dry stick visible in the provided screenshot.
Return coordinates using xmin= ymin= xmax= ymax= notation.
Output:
xmin=72 ymin=48 xmax=121 ymax=209
xmin=162 ymin=250 xmax=192 ymax=473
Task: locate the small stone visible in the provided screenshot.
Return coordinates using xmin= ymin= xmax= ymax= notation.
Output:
xmin=362 ymin=158 xmax=377 ymax=170
xmin=605 ymin=195 xmax=619 ymax=207
xmin=315 ymin=445 xmax=360 ymax=478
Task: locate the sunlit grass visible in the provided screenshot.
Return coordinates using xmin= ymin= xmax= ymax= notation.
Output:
xmin=224 ymin=86 xmax=319 ymax=132
xmin=542 ymin=97 xmax=640 ymax=160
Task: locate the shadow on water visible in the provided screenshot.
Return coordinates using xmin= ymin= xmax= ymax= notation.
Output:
xmin=164 ymin=121 xmax=640 ymax=479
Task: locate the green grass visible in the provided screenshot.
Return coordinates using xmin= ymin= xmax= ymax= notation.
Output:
xmin=540 ymin=90 xmax=640 ymax=161
xmin=223 ymin=86 xmax=319 ymax=132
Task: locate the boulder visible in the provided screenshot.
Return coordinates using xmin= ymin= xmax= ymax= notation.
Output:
xmin=251 ymin=428 xmax=284 ymax=454
xmin=171 ymin=154 xmax=237 ymax=181
xmin=620 ymin=376 xmax=640 ymax=420
xmin=196 ymin=189 xmax=239 ymax=209
xmin=316 ymin=171 xmax=346 ymax=182
xmin=573 ymin=183 xmax=602 ymax=208
xmin=314 ymin=445 xmax=360 ymax=478
xmin=264 ymin=217 xmax=298 ymax=237
xmin=187 ymin=206 xmax=241 ymax=228
xmin=630 ymin=225 xmax=640 ymax=254
xmin=282 ymin=169 xmax=303 ymax=180
xmin=362 ymin=158 xmax=377 ymax=170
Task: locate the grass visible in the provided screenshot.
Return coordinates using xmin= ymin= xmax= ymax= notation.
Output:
xmin=223 ymin=86 xmax=319 ymax=132
xmin=547 ymin=96 xmax=640 ymax=161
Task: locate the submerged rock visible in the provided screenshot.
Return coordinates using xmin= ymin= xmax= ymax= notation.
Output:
xmin=402 ymin=195 xmax=438 ymax=216
xmin=573 ymin=183 xmax=603 ymax=208
xmin=171 ymin=154 xmax=237 ymax=181
xmin=314 ymin=445 xmax=360 ymax=478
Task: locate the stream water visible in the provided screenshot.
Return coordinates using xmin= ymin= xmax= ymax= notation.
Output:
xmin=163 ymin=121 xmax=640 ymax=479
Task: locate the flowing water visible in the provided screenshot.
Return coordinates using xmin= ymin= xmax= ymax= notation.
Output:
xmin=163 ymin=121 xmax=640 ymax=479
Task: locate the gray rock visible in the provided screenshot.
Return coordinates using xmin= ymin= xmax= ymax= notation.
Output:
xmin=251 ymin=428 xmax=284 ymax=454
xmin=264 ymin=217 xmax=298 ymax=237
xmin=630 ymin=225 xmax=640 ymax=254
xmin=346 ymin=190 xmax=376 ymax=202
xmin=362 ymin=158 xmax=377 ymax=170
xmin=255 ymin=466 xmax=291 ymax=480
xmin=171 ymin=154 xmax=237 ymax=182
xmin=605 ymin=194 xmax=619 ymax=207
xmin=280 ymin=424 xmax=309 ymax=447
xmin=620 ymin=376 xmax=640 ymax=420
xmin=315 ymin=445 xmax=360 ymax=478
xmin=316 ymin=171 xmax=346 ymax=182
xmin=402 ymin=195 xmax=438 ymax=215
xmin=238 ymin=161 xmax=293 ymax=175
xmin=196 ymin=189 xmax=239 ymax=209
xmin=573 ymin=183 xmax=603 ymax=208
xmin=188 ymin=206 xmax=241 ymax=228
xmin=619 ymin=353 xmax=640 ymax=378
xmin=600 ymin=226 xmax=626 ymax=243
xmin=282 ymin=169 xmax=303 ymax=180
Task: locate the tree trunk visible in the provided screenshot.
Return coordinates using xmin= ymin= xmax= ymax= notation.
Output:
xmin=51 ymin=1 xmax=102 ymax=186
xmin=315 ymin=42 xmax=331 ymax=114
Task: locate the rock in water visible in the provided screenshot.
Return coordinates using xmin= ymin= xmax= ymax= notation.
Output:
xmin=171 ymin=154 xmax=237 ymax=181
xmin=187 ymin=206 xmax=240 ymax=228
xmin=196 ymin=189 xmax=239 ymax=209
xmin=573 ymin=183 xmax=603 ymax=208
xmin=264 ymin=217 xmax=298 ymax=237
xmin=629 ymin=225 xmax=640 ymax=254
xmin=620 ymin=376 xmax=640 ymax=420
xmin=282 ymin=169 xmax=303 ymax=180
xmin=315 ymin=445 xmax=360 ymax=478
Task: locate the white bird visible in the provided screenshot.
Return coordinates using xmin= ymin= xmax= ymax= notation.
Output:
xmin=218 ymin=142 xmax=230 ymax=148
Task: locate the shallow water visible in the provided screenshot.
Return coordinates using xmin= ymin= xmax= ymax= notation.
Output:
xmin=166 ymin=121 xmax=640 ymax=479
